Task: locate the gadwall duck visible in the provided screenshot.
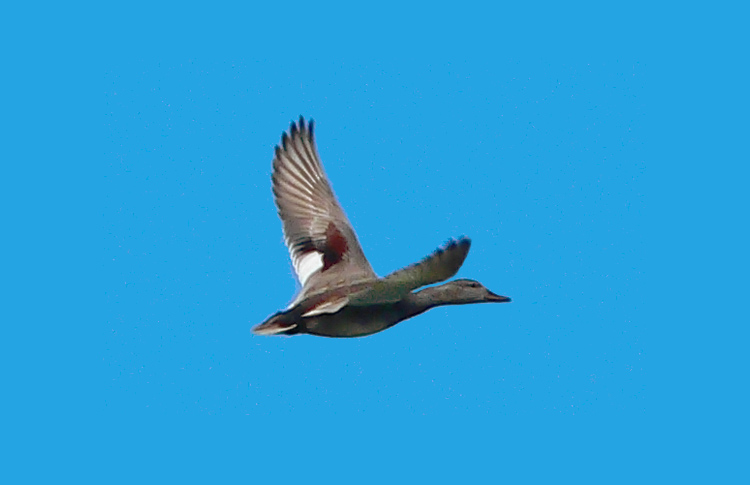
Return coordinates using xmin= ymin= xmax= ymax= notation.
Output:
xmin=253 ymin=117 xmax=510 ymax=338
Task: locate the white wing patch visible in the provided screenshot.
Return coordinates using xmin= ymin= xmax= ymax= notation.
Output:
xmin=294 ymin=251 xmax=323 ymax=286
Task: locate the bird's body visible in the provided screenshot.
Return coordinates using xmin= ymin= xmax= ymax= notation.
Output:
xmin=259 ymin=289 xmax=415 ymax=338
xmin=261 ymin=278 xmax=511 ymax=338
xmin=253 ymin=117 xmax=510 ymax=338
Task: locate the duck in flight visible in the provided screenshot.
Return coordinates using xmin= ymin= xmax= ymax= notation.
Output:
xmin=253 ymin=117 xmax=510 ymax=338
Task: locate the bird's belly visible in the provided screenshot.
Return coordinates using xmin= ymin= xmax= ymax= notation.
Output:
xmin=302 ymin=304 xmax=402 ymax=338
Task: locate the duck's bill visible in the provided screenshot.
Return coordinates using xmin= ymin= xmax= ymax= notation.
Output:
xmin=487 ymin=292 xmax=511 ymax=303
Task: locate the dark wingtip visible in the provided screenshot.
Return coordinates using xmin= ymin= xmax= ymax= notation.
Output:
xmin=446 ymin=236 xmax=471 ymax=251
xmin=436 ymin=237 xmax=472 ymax=258
xmin=283 ymin=116 xmax=313 ymax=141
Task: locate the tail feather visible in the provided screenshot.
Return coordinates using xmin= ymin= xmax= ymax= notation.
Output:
xmin=253 ymin=313 xmax=298 ymax=336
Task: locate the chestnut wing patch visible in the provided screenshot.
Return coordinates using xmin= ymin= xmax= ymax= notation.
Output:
xmin=322 ymin=222 xmax=348 ymax=271
xmin=289 ymin=222 xmax=350 ymax=286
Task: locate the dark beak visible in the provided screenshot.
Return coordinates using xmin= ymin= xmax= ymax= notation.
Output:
xmin=486 ymin=291 xmax=511 ymax=303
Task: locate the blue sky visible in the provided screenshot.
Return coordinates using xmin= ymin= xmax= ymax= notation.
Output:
xmin=3 ymin=2 xmax=748 ymax=483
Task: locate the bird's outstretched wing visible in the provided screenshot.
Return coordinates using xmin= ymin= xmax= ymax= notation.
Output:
xmin=272 ymin=117 xmax=376 ymax=301
xmin=346 ymin=238 xmax=472 ymax=306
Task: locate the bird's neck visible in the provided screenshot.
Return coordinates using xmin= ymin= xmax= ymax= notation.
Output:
xmin=404 ymin=285 xmax=463 ymax=318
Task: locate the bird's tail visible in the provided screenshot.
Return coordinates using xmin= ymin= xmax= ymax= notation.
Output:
xmin=252 ymin=312 xmax=298 ymax=336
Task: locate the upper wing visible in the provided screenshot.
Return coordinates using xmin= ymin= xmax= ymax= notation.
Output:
xmin=272 ymin=117 xmax=376 ymax=299
xmin=347 ymin=238 xmax=472 ymax=306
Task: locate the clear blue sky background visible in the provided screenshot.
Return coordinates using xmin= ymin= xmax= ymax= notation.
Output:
xmin=3 ymin=2 xmax=747 ymax=483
